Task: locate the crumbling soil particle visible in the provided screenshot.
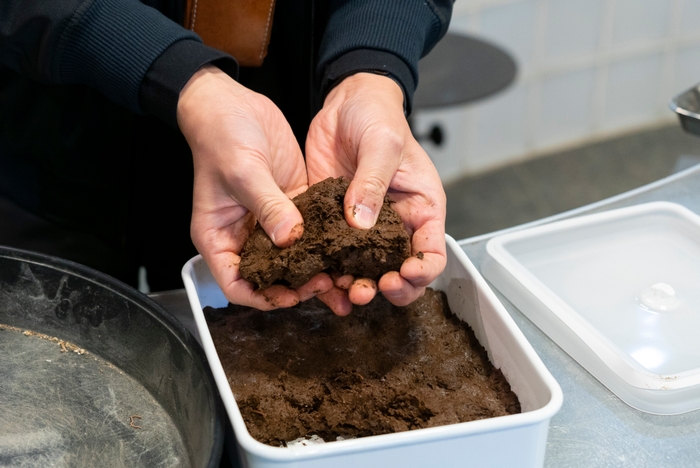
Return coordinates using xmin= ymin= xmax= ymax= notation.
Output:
xmin=239 ymin=177 xmax=411 ymax=289
xmin=0 ymin=323 xmax=88 ymax=355
xmin=205 ymin=288 xmax=521 ymax=447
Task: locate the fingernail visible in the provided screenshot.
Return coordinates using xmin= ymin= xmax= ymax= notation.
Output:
xmin=352 ymin=278 xmax=377 ymax=290
xmin=271 ymin=218 xmax=301 ymax=247
xmin=353 ymin=204 xmax=376 ymax=229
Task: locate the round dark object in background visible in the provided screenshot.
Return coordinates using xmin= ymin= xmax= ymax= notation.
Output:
xmin=415 ymin=33 xmax=517 ymax=110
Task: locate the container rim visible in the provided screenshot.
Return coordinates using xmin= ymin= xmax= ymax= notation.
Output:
xmin=0 ymin=244 xmax=226 ymax=468
xmin=182 ymin=234 xmax=563 ymax=462
xmin=485 ymin=201 xmax=700 ymax=391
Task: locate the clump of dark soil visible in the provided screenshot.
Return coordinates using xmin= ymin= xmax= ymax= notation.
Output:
xmin=205 ymin=289 xmax=521 ymax=446
xmin=239 ymin=177 xmax=411 ymax=289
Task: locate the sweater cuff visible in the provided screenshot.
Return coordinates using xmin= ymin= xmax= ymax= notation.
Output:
xmin=320 ymin=49 xmax=415 ymax=116
xmin=140 ymin=40 xmax=239 ymax=128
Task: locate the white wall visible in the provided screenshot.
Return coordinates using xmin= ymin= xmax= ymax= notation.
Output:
xmin=415 ymin=0 xmax=700 ymax=183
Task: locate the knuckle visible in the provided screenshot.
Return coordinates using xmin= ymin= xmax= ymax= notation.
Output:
xmin=255 ymin=197 xmax=289 ymax=227
xmin=361 ymin=174 xmax=389 ymax=199
xmin=369 ymin=125 xmax=403 ymax=153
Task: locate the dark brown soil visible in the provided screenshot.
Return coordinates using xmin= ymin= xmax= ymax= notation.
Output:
xmin=205 ymin=289 xmax=521 ymax=447
xmin=239 ymin=177 xmax=412 ymax=289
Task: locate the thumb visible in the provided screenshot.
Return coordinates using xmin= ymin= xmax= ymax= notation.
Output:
xmin=239 ymin=172 xmax=305 ymax=248
xmin=344 ymin=143 xmax=402 ymax=230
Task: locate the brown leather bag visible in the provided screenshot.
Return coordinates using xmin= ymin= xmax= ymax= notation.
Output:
xmin=184 ymin=0 xmax=276 ymax=67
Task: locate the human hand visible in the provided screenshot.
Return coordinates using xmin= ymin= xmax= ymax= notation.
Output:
xmin=178 ymin=65 xmax=332 ymax=310
xmin=305 ymin=73 xmax=447 ymax=314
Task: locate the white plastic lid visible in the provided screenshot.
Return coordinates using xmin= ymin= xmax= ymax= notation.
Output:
xmin=484 ymin=202 xmax=700 ymax=413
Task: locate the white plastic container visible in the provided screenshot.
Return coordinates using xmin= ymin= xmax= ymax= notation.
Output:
xmin=182 ymin=235 xmax=562 ymax=468
xmin=484 ymin=201 xmax=700 ymax=415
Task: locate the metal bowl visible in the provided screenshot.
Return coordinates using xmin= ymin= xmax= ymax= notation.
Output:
xmin=0 ymin=246 xmax=224 ymax=467
xmin=670 ymin=83 xmax=700 ymax=137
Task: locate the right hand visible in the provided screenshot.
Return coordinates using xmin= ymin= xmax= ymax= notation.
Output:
xmin=305 ymin=73 xmax=447 ymax=314
xmin=178 ymin=65 xmax=332 ymax=310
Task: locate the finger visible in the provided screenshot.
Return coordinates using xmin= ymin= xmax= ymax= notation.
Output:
xmin=343 ymin=134 xmax=402 ymax=230
xmin=253 ymin=285 xmax=301 ymax=310
xmin=402 ymin=219 xmax=447 ymax=287
xmin=378 ymin=271 xmax=426 ymax=307
xmin=206 ymin=251 xmax=300 ymax=311
xmin=296 ymin=273 xmax=334 ymax=302
xmin=234 ymin=162 xmax=306 ymax=249
xmin=228 ymin=138 xmax=308 ymax=247
xmin=317 ymin=286 xmax=353 ymax=316
xmin=348 ymin=278 xmax=377 ymax=306
xmin=400 ymin=252 xmax=445 ymax=288
xmin=334 ymin=274 xmax=354 ymax=290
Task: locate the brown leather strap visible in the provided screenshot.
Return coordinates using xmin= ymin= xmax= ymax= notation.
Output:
xmin=184 ymin=0 xmax=276 ymax=67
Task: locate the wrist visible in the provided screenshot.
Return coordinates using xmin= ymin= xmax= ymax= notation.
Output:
xmin=318 ymin=50 xmax=416 ymax=115
xmin=177 ymin=64 xmax=247 ymax=133
xmin=141 ymin=41 xmax=238 ymax=129
xmin=325 ymin=73 xmax=405 ymax=114
xmin=177 ymin=64 xmax=217 ymax=129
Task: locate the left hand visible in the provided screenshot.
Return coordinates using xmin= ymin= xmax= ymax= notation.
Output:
xmin=305 ymin=73 xmax=447 ymax=315
xmin=179 ymin=65 xmax=332 ymax=311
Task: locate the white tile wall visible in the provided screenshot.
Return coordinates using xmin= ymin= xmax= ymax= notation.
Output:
xmin=603 ymin=54 xmax=664 ymax=130
xmin=447 ymin=11 xmax=472 ymax=36
xmin=544 ymin=0 xmax=605 ymax=60
xmin=679 ymin=0 xmax=700 ymax=39
xmin=472 ymin=84 xmax=529 ymax=170
xmin=479 ymin=1 xmax=537 ymax=73
xmin=537 ymin=68 xmax=597 ymax=147
xmin=417 ymin=0 xmax=700 ymax=182
xmin=611 ymin=0 xmax=672 ymax=46
xmin=674 ymin=45 xmax=700 ymax=95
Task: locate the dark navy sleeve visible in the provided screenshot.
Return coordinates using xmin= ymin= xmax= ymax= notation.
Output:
xmin=0 ymin=0 xmax=237 ymax=126
xmin=140 ymin=40 xmax=238 ymax=128
xmin=317 ymin=0 xmax=454 ymax=116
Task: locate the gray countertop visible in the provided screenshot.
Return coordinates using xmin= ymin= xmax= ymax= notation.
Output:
xmin=151 ymin=165 xmax=700 ymax=467
xmin=458 ymin=164 xmax=700 ymax=467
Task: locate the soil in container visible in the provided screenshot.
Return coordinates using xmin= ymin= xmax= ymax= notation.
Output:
xmin=213 ymin=176 xmax=520 ymax=446
xmin=205 ymin=289 xmax=521 ymax=446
